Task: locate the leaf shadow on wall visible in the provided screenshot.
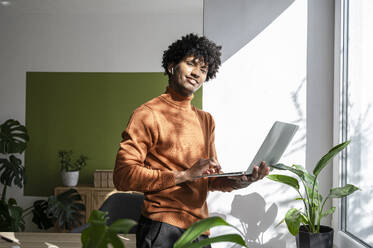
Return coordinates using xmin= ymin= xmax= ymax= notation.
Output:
xmin=211 ymin=192 xmax=286 ymax=248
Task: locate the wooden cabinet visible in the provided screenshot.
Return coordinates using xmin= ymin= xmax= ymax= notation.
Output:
xmin=54 ymin=186 xmax=116 ymax=224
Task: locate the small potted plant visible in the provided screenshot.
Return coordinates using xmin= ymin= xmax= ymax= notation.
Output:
xmin=59 ymin=150 xmax=88 ymax=187
xmin=267 ymin=141 xmax=359 ymax=248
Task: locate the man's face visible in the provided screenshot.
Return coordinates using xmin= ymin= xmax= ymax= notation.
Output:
xmin=169 ymin=56 xmax=208 ymax=96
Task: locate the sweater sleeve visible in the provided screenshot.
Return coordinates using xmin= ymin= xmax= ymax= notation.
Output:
xmin=113 ymin=105 xmax=175 ymax=193
xmin=207 ymin=114 xmax=236 ymax=192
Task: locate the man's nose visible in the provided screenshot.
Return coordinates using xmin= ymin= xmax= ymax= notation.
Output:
xmin=191 ymin=67 xmax=200 ymax=78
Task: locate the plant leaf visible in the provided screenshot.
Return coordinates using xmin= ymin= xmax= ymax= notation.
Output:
xmin=322 ymin=207 xmax=336 ymax=217
xmin=266 ymin=174 xmax=299 ymax=190
xmin=179 ymin=234 xmax=247 ymax=248
xmin=82 ymin=210 xmax=136 ymax=248
xmin=300 ymin=212 xmax=309 ymax=224
xmin=47 ymin=188 xmax=86 ymax=230
xmin=328 ymin=184 xmax=360 ymax=198
xmin=174 ymin=217 xmax=235 ymax=248
xmin=285 ymin=208 xmax=301 ymax=236
xmin=292 ymin=164 xmax=319 ymax=190
xmin=0 ymin=155 xmax=24 ymax=188
xmin=270 ymin=164 xmax=304 ymax=179
xmin=0 ymin=119 xmax=29 ymax=154
xmin=108 ymin=219 xmax=136 ymax=234
xmin=31 ymin=200 xmax=54 ymax=230
xmin=313 ymin=141 xmax=350 ymax=177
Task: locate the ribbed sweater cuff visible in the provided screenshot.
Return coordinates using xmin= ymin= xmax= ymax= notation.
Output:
xmin=161 ymin=171 xmax=175 ymax=189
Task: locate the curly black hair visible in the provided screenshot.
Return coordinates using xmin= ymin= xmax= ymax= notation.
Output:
xmin=162 ymin=33 xmax=222 ymax=82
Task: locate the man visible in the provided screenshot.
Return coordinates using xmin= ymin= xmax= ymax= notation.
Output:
xmin=113 ymin=33 xmax=269 ymax=248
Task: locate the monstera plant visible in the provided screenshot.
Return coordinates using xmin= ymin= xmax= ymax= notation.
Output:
xmin=0 ymin=119 xmax=29 ymax=231
xmin=0 ymin=119 xmax=85 ymax=231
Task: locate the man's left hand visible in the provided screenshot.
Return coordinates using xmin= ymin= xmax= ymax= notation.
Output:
xmin=227 ymin=161 xmax=270 ymax=190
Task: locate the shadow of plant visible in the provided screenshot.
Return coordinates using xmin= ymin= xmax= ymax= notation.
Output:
xmin=211 ymin=192 xmax=286 ymax=248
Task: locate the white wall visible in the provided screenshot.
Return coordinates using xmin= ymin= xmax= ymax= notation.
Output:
xmin=204 ymin=1 xmax=307 ymax=247
xmin=306 ymin=0 xmax=335 ymax=228
xmin=204 ymin=0 xmax=336 ymax=247
xmin=0 ymin=0 xmax=203 ymax=231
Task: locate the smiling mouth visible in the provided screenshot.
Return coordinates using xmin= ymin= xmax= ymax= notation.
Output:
xmin=186 ymin=77 xmax=198 ymax=86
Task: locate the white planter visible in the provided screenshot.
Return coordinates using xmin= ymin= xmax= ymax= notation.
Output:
xmin=61 ymin=170 xmax=80 ymax=187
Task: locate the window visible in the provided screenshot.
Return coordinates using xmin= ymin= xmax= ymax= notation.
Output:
xmin=334 ymin=0 xmax=373 ymax=247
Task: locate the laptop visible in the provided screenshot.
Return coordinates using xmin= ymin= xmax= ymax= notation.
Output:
xmin=193 ymin=121 xmax=299 ymax=178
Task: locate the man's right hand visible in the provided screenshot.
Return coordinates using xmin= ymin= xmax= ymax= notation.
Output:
xmin=174 ymin=158 xmax=222 ymax=184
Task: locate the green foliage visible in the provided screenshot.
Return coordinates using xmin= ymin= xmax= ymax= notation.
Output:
xmin=31 ymin=200 xmax=54 ymax=230
xmin=0 ymin=155 xmax=24 ymax=189
xmin=174 ymin=216 xmax=247 ymax=248
xmin=285 ymin=208 xmax=301 ymax=236
xmin=267 ymin=141 xmax=360 ymax=235
xmin=47 ymin=188 xmax=86 ymax=230
xmin=81 ymin=210 xmax=136 ymax=248
xmin=266 ymin=174 xmax=299 ymax=190
xmin=0 ymin=198 xmax=25 ymax=231
xmin=58 ymin=150 xmax=88 ymax=171
xmin=0 ymin=119 xmax=87 ymax=232
xmin=313 ymin=141 xmax=350 ymax=177
xmin=0 ymin=119 xmax=28 ymax=231
xmin=0 ymin=119 xmax=29 ymax=154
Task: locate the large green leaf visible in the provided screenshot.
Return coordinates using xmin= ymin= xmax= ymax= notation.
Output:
xmin=266 ymin=174 xmax=299 ymax=190
xmin=7 ymin=198 xmax=25 ymax=232
xmin=322 ymin=207 xmax=336 ymax=217
xmin=0 ymin=155 xmax=24 ymax=188
xmin=32 ymin=200 xmax=54 ymax=230
xmin=174 ymin=216 xmax=241 ymax=248
xmin=108 ymin=219 xmax=137 ymax=234
xmin=285 ymin=208 xmax=302 ymax=236
xmin=0 ymin=200 xmax=12 ymax=231
xmin=313 ymin=141 xmax=350 ymax=177
xmin=0 ymin=198 xmax=25 ymax=232
xmin=291 ymin=165 xmax=319 ymax=190
xmin=328 ymin=184 xmax=360 ymax=198
xmin=81 ymin=210 xmax=136 ymax=248
xmin=179 ymin=234 xmax=247 ymax=248
xmin=47 ymin=188 xmax=86 ymax=230
xmin=270 ymin=164 xmax=318 ymax=190
xmin=0 ymin=119 xmax=29 ymax=154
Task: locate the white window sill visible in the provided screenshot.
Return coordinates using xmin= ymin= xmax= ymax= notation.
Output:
xmin=334 ymin=231 xmax=368 ymax=248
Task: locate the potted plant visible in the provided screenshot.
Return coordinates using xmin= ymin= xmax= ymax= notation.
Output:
xmin=267 ymin=141 xmax=359 ymax=248
xmin=0 ymin=119 xmax=86 ymax=231
xmin=81 ymin=210 xmax=136 ymax=248
xmin=0 ymin=119 xmax=30 ymax=231
xmin=58 ymin=150 xmax=88 ymax=187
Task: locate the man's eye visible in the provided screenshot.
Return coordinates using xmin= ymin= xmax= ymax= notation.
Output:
xmin=201 ymin=70 xmax=207 ymax=74
xmin=186 ymin=62 xmax=193 ymax=65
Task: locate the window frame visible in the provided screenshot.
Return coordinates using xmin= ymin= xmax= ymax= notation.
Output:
xmin=333 ymin=0 xmax=372 ymax=247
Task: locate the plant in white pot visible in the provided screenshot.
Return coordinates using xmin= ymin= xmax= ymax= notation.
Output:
xmin=59 ymin=150 xmax=88 ymax=187
xmin=267 ymin=141 xmax=359 ymax=248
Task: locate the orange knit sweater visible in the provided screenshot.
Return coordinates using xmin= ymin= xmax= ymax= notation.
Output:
xmin=114 ymin=87 xmax=235 ymax=230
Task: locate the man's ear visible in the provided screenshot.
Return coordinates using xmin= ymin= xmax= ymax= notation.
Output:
xmin=168 ymin=64 xmax=174 ymax=75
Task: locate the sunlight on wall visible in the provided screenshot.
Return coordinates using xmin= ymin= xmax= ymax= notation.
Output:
xmin=346 ymin=0 xmax=373 ymax=245
xmin=203 ymin=1 xmax=307 ymax=247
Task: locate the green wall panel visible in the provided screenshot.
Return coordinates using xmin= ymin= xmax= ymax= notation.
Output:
xmin=25 ymin=72 xmax=203 ymax=196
